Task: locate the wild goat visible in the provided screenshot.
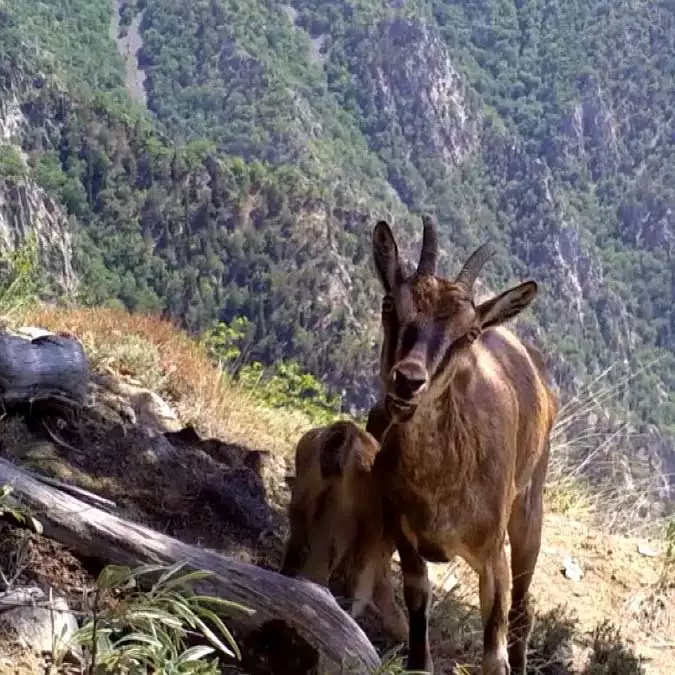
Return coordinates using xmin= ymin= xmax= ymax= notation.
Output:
xmin=279 ymin=419 xmax=409 ymax=642
xmin=369 ymin=215 xmax=559 ymax=675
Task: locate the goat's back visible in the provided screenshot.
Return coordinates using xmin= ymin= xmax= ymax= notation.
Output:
xmin=292 ymin=420 xmax=380 ymax=527
xmin=287 ymin=420 xmax=384 ymax=583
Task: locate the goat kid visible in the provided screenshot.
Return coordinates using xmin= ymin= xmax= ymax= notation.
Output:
xmin=280 ymin=419 xmax=408 ymax=642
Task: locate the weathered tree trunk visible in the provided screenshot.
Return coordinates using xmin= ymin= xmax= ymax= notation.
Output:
xmin=0 ymin=332 xmax=89 ymax=406
xmin=0 ymin=457 xmax=381 ymax=674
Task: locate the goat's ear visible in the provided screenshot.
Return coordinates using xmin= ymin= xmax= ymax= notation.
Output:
xmin=475 ymin=281 xmax=538 ymax=329
xmin=372 ymin=220 xmax=401 ymax=292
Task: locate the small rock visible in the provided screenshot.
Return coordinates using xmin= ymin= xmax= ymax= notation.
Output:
xmin=637 ymin=542 xmax=660 ymax=558
xmin=116 ymin=382 xmax=181 ymax=432
xmin=141 ymin=435 xmax=176 ymax=464
xmin=0 ymin=587 xmax=78 ymax=658
xmin=562 ymin=556 xmax=584 ymax=582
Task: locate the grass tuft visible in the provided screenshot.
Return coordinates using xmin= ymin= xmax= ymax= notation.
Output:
xmin=545 ymin=356 xmax=671 ymax=537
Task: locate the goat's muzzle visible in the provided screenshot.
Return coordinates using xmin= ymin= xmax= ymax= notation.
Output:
xmin=385 ymin=360 xmax=428 ymax=420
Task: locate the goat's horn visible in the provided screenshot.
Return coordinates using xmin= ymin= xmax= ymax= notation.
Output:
xmin=455 ymin=241 xmax=495 ymax=291
xmin=416 ymin=213 xmax=438 ymax=277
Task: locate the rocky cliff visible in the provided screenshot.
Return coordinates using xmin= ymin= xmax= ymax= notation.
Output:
xmin=0 ymin=178 xmax=76 ymax=295
xmin=1 ymin=76 xmax=76 ymax=295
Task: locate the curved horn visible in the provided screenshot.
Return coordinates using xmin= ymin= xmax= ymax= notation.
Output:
xmin=455 ymin=241 xmax=495 ymax=292
xmin=416 ymin=213 xmax=438 ymax=277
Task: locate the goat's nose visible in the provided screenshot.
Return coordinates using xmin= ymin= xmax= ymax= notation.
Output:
xmin=391 ymin=362 xmax=428 ymax=399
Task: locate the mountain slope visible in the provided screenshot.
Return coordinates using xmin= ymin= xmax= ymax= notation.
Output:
xmin=0 ymin=0 xmax=673 ymax=513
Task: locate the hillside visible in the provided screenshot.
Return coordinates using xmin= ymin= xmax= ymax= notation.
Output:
xmin=0 ymin=306 xmax=671 ymax=674
xmin=0 ymin=0 xmax=673 ymax=518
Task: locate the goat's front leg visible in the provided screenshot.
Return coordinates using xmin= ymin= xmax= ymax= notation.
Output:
xmin=479 ymin=542 xmax=511 ymax=675
xmin=397 ymin=535 xmax=433 ymax=673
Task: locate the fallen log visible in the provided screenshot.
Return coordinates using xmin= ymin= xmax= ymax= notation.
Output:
xmin=0 ymin=457 xmax=381 ymax=674
xmin=20 ymin=469 xmax=119 ymax=512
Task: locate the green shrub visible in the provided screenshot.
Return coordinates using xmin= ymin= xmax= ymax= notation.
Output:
xmin=0 ymin=234 xmax=46 ymax=320
xmin=0 ymin=145 xmax=26 ymax=179
xmin=202 ymin=317 xmax=343 ymax=425
xmin=60 ymin=560 xmax=252 ymax=673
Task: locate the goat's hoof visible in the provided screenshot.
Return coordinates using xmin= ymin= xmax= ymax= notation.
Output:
xmin=482 ymin=651 xmax=510 ymax=675
xmin=405 ymin=652 xmax=433 ymax=674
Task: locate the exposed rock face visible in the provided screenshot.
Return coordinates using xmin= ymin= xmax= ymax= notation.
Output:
xmin=364 ymin=17 xmax=479 ymax=186
xmin=374 ymin=18 xmax=478 ymax=164
xmin=0 ymin=92 xmax=24 ymax=143
xmin=0 ymin=178 xmax=77 ymax=295
xmin=108 ymin=0 xmax=148 ymax=106
xmin=91 ymin=372 xmax=181 ymax=433
xmin=1 ymin=69 xmax=77 ymax=297
xmin=560 ymin=89 xmax=618 ymax=175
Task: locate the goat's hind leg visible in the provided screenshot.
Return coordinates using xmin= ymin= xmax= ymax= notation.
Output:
xmin=507 ymin=443 xmax=549 ymax=674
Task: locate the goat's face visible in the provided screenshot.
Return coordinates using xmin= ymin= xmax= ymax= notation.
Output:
xmin=373 ymin=215 xmax=539 ymax=420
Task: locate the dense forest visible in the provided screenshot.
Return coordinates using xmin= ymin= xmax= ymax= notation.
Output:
xmin=0 ymin=0 xmax=673 ymax=440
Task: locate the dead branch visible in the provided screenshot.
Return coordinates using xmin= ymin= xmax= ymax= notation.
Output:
xmin=0 ymin=456 xmax=381 ymax=674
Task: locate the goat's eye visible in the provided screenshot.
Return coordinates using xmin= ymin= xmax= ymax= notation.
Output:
xmin=381 ymin=295 xmax=394 ymax=313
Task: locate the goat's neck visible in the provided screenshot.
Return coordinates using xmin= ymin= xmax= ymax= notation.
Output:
xmin=392 ymin=358 xmax=478 ymax=471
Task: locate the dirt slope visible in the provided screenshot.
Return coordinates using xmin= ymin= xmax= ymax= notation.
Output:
xmin=423 ymin=514 xmax=673 ymax=674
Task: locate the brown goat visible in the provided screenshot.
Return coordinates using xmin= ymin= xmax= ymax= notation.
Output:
xmin=369 ymin=215 xmax=559 ymax=675
xmin=279 ymin=419 xmax=409 ymax=642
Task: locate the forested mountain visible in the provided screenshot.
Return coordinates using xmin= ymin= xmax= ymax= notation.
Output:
xmin=0 ymin=1 xmax=673 ymax=488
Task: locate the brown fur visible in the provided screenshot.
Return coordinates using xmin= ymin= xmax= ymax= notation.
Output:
xmin=279 ymin=419 xmax=408 ymax=642
xmin=371 ymin=217 xmax=559 ymax=675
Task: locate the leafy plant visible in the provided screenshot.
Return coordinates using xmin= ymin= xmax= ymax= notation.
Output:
xmin=369 ymin=647 xmax=429 ymax=675
xmin=0 ymin=145 xmax=27 ymax=179
xmin=201 ymin=317 xmax=254 ymax=374
xmin=0 ymin=484 xmax=29 ymax=527
xmin=60 ymin=560 xmax=252 ymax=674
xmin=202 ymin=318 xmax=343 ymax=425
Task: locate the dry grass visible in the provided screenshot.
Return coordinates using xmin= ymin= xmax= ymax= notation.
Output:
xmin=544 ymin=358 xmax=671 ymax=539
xmin=18 ymin=305 xmax=314 ymax=458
